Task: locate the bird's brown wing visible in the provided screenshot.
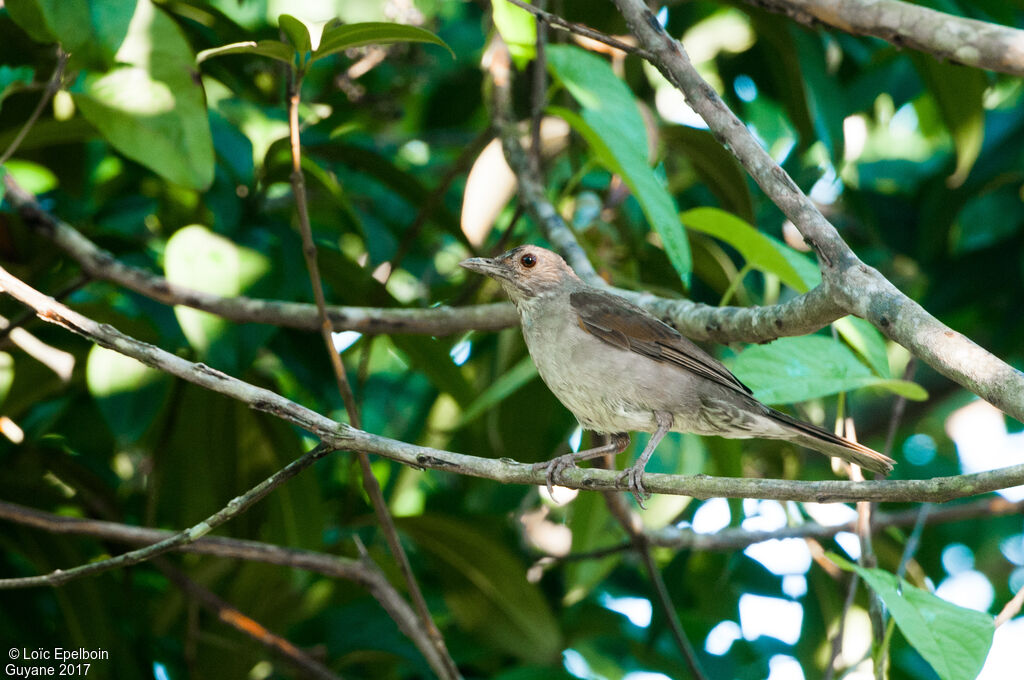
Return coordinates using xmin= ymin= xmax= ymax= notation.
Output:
xmin=570 ymin=289 xmax=753 ymax=396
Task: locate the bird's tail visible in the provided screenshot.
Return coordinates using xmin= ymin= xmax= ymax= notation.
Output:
xmin=767 ymin=408 xmax=895 ymax=475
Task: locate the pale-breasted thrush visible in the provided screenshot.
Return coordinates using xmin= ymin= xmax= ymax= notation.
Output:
xmin=460 ymin=245 xmax=895 ymax=504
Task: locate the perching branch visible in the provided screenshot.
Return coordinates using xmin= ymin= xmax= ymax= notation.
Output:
xmin=743 ymin=0 xmax=1024 ymax=78
xmin=2 ymin=265 xmax=1024 ymax=505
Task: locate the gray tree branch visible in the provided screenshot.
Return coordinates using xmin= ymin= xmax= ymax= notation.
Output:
xmin=607 ymin=0 xmax=1024 ymax=422
xmin=2 ymin=265 xmax=1023 ymax=504
xmin=744 ymin=0 xmax=1024 ymax=78
xmin=0 ymin=500 xmax=445 ymax=674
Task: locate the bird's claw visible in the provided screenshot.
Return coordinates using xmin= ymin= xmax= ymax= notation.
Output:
xmin=616 ymin=466 xmax=650 ymax=508
xmin=533 ymin=455 xmax=578 ymax=498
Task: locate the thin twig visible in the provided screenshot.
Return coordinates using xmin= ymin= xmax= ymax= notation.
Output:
xmin=0 ymin=48 xmax=68 ymax=166
xmin=0 ymin=443 xmax=337 ymax=589
xmin=504 ymin=0 xmax=654 ymax=60
xmin=286 ymin=71 xmax=460 ymax=680
xmin=0 ymin=500 xmax=444 ymax=669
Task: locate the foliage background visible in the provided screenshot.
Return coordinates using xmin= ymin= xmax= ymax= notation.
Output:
xmin=0 ymin=0 xmax=1023 ymax=679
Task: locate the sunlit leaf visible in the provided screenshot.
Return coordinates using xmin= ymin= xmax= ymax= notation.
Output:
xmin=681 ymin=207 xmax=806 ymax=292
xmin=312 ymin=22 xmax=452 ymax=63
xmin=6 ymin=0 xmax=137 ymax=69
xmin=86 ymin=345 xmax=170 ymax=443
xmin=728 ymin=336 xmax=927 ymax=404
xmin=164 ymin=225 xmax=273 ymax=371
xmin=73 ymin=0 xmax=214 ymax=189
xmin=911 ymin=53 xmax=986 ymax=188
xmin=548 ymin=44 xmax=690 ymax=287
xmin=833 ymin=316 xmax=891 ymax=378
xmin=831 ymin=554 xmax=994 ymax=680
xmin=492 ymin=0 xmax=537 ymax=68
xmin=278 ymin=14 xmax=311 ymax=56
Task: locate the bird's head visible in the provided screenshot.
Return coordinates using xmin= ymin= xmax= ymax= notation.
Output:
xmin=460 ymin=245 xmax=579 ymax=303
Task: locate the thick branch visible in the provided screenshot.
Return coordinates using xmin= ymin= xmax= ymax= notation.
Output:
xmin=1 ymin=173 xmax=516 ymax=336
xmin=4 ymin=265 xmax=1024 ymax=504
xmin=745 ymin=0 xmax=1024 ymax=78
xmin=487 ymin=41 xmax=847 ymax=343
xmin=611 ymin=0 xmax=1024 ymax=421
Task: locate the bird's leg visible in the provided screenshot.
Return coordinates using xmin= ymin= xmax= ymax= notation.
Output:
xmin=617 ymin=411 xmax=672 ymax=507
xmin=533 ymin=432 xmax=630 ymax=497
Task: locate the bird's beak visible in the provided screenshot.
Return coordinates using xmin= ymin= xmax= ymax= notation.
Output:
xmin=459 ymin=256 xmax=511 ymax=281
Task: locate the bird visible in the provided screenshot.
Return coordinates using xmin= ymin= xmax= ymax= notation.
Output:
xmin=460 ymin=244 xmax=895 ymax=505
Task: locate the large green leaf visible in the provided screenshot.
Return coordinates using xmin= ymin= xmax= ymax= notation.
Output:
xmin=681 ymin=207 xmax=807 ymax=292
xmin=547 ymin=44 xmax=690 ymax=287
xmin=72 ymin=0 xmax=214 ymax=189
xmin=911 ymin=53 xmax=986 ymax=187
xmin=5 ymin=0 xmax=137 ymax=69
xmin=492 ymin=0 xmax=537 ymax=68
xmin=833 ymin=316 xmax=891 ymax=378
xmin=728 ymin=336 xmax=926 ymax=404
xmin=313 ymin=21 xmax=452 ymax=62
xmin=400 ymin=515 xmax=562 ymax=662
xmin=831 ymin=554 xmax=994 ymax=680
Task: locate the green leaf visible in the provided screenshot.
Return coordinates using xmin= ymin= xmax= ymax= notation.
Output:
xmin=4 ymin=0 xmax=55 ymax=44
xmin=0 ymin=352 xmax=14 ymax=406
xmin=86 ymin=345 xmax=171 ymax=443
xmin=312 ymin=22 xmax=453 ymax=63
xmin=72 ymin=0 xmax=214 ymax=190
xmin=3 ymin=159 xmax=57 ymax=195
xmin=663 ymin=125 xmax=754 ymax=222
xmin=834 ymin=316 xmax=891 ymax=378
xmin=196 ymin=40 xmax=295 ymax=65
xmin=400 ymin=515 xmax=562 ymax=662
xmin=278 ymin=14 xmax=311 ymax=56
xmin=830 ymin=554 xmax=994 ymax=680
xmin=0 ymin=66 xmax=35 ymax=113
xmin=728 ymin=336 xmax=927 ymax=404
xmin=458 ymin=354 xmax=538 ymax=427
xmin=5 ymin=0 xmax=137 ymax=69
xmin=911 ymin=53 xmax=986 ymax=187
xmin=164 ymin=225 xmax=272 ymax=370
xmin=681 ymin=207 xmax=807 ymax=292
xmin=547 ymin=45 xmax=689 ymax=286
xmin=492 ymin=0 xmax=536 ymax=68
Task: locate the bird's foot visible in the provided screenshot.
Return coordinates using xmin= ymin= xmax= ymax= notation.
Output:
xmin=533 ymin=454 xmax=579 ymax=498
xmin=616 ymin=465 xmax=650 ymax=508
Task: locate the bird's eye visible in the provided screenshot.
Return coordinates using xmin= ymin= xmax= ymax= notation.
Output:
xmin=520 ymin=253 xmax=537 ymax=268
